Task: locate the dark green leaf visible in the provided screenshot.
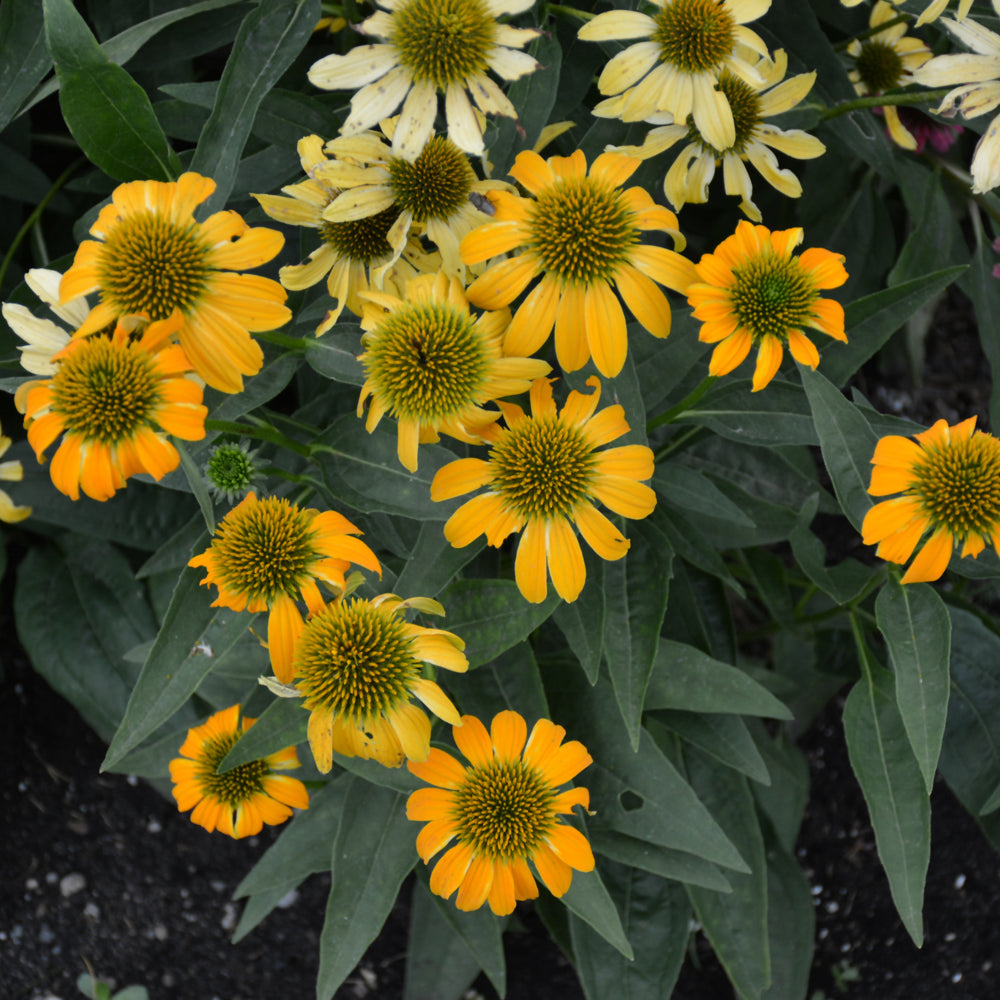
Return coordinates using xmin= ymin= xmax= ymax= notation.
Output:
xmin=570 ymin=859 xmax=689 ymax=1000
xmin=102 ymin=565 xmax=256 ymax=769
xmin=603 ymin=516 xmax=672 ymax=748
xmin=655 ymin=461 xmax=754 ymax=526
xmin=219 ymin=696 xmax=306 ymax=773
xmin=589 ymin=829 xmax=732 ymax=892
xmin=189 ymin=0 xmax=321 ymax=211
xmin=404 ymin=881 xmax=486 ymax=1000
xmin=304 ymin=326 xmax=365 ymax=386
xmin=647 ymin=712 xmax=770 ymax=785
xmin=552 ymin=548 xmax=606 ymax=684
xmin=393 ymin=524 xmax=485 ymax=600
xmin=960 ymin=237 xmax=1000 ymax=432
xmin=14 ymin=541 xmax=155 ymax=742
xmin=843 ymin=646 xmax=929 ymax=946
xmin=441 ymin=578 xmax=559 ymax=668
xmin=44 ymin=0 xmax=180 ymax=181
xmin=938 ymin=608 xmax=1000 ymax=846
xmin=317 ymin=780 xmax=416 ymax=999
xmin=760 ymin=836 xmax=814 ymax=1000
xmin=447 ymin=641 xmax=550 ymax=723
xmin=750 ymin=726 xmax=810 ymax=855
xmin=561 ymin=865 xmax=633 ymax=960
xmin=821 ymin=267 xmax=968 ymax=387
xmin=876 ymin=579 xmax=951 ymax=793
xmin=174 ymin=440 xmax=215 ymax=533
xmin=645 ymin=641 xmax=792 ymax=719
xmin=0 ymin=0 xmax=50 ymax=132
xmin=685 ymin=751 xmax=770 ymax=1000
xmin=314 ymin=413 xmax=457 ymax=520
xmin=800 ymin=365 xmax=878 ymax=532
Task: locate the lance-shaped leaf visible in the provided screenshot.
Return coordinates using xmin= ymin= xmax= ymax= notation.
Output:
xmin=603 ymin=516 xmax=673 ymax=748
xmin=589 ymin=829 xmax=732 ymax=892
xmin=961 ymin=237 xmax=1000 ymax=432
xmin=822 ymin=266 xmax=967 ymax=387
xmin=0 ymin=0 xmax=50 ymax=132
xmin=938 ymin=608 xmax=1000 ymax=846
xmin=800 ymin=364 xmax=878 ymax=532
xmin=876 ymin=579 xmax=951 ymax=793
xmin=440 ymin=578 xmax=559 ymax=668
xmin=446 ymin=642 xmax=550 ymax=723
xmin=102 ymin=565 xmax=256 ymax=769
xmin=189 ymin=0 xmax=320 ymax=211
xmin=561 ymin=865 xmax=633 ymax=960
xmin=760 ymin=835 xmax=814 ymax=1000
xmin=685 ymin=750 xmax=770 ymax=1000
xmin=645 ymin=641 xmax=792 ymax=719
xmin=317 ymin=780 xmax=416 ymax=999
xmin=648 ymin=712 xmax=770 ymax=785
xmin=43 ymin=0 xmax=180 ymax=181
xmin=219 ymin=696 xmax=306 ymax=773
xmin=843 ymin=639 xmax=929 ymax=946
xmin=552 ymin=547 xmax=606 ymax=684
xmin=570 ymin=859 xmax=689 ymax=1000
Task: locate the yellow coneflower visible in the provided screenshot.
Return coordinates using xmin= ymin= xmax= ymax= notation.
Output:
xmin=611 ymin=50 xmax=825 ymax=221
xmin=307 ymin=0 xmax=540 ymax=159
xmin=686 ymin=221 xmax=848 ymax=392
xmin=431 ymin=377 xmax=657 ymax=604
xmin=461 ymin=149 xmax=695 ymax=379
xmin=839 ymin=0 xmax=974 ymax=28
xmin=292 ymin=593 xmax=467 ymax=771
xmin=578 ymin=0 xmax=772 ymax=150
xmin=188 ymin=493 xmax=382 ymax=683
xmin=848 ymin=1 xmax=931 ymax=151
xmin=863 ymin=417 xmax=1000 ymax=583
xmin=59 ymin=173 xmax=291 ymax=394
xmin=170 ymin=704 xmax=309 ymax=839
xmin=407 ymin=710 xmax=594 ymax=915
xmin=254 ymin=135 xmax=433 ymax=335
xmin=357 ymin=271 xmax=550 ymax=471
xmin=18 ymin=321 xmax=207 ymax=502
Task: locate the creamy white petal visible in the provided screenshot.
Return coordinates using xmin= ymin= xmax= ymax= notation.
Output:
xmin=692 ymin=73 xmax=735 ymax=150
xmin=323 ymin=185 xmax=396 ymax=222
xmin=746 ymin=141 xmax=801 ymax=196
xmin=941 ymin=15 xmax=1000 ymax=58
xmin=307 ymin=44 xmax=399 ymax=91
xmin=755 ymin=124 xmax=825 ymax=159
xmin=392 ymin=80 xmax=440 ymax=160
xmin=916 ymin=53 xmax=1000 ymax=88
xmin=361 ymin=10 xmax=395 ymax=38
xmin=485 ymin=0 xmax=535 ymax=16
xmin=971 ymin=113 xmax=1000 ymax=192
xmin=343 ymin=65 xmax=414 ymax=134
xmin=727 ymin=0 xmax=771 ymax=25
xmin=26 ymin=268 xmax=90 ymax=327
xmin=468 ymin=73 xmax=516 ymax=116
xmin=494 ymin=24 xmax=544 ymax=49
xmin=596 ymin=41 xmax=662 ymax=97
xmin=722 ymin=152 xmax=754 ymax=202
xmin=445 ymin=83 xmax=485 ymax=155
xmin=759 ymin=72 xmax=816 ymax=117
xmin=578 ymin=10 xmax=656 ymax=41
xmin=486 ymin=45 xmax=539 ymax=81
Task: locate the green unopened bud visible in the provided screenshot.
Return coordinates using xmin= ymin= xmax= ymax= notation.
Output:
xmin=204 ymin=440 xmax=261 ymax=504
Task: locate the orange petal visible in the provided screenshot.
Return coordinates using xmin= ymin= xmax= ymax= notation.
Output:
xmin=490 ymin=710 xmax=528 ymax=761
xmin=901 ymin=529 xmax=954 ymax=584
xmin=515 ymin=518 xmax=549 ymax=603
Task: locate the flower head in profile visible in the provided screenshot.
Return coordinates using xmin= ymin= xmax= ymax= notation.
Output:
xmin=17 ymin=321 xmax=207 ymax=502
xmin=862 ymin=417 xmax=1000 ymax=583
xmin=883 ymin=106 xmax=963 ymax=153
xmin=292 ymin=593 xmax=467 ymax=771
xmin=60 ymin=172 xmax=291 ymax=394
xmin=188 ymin=493 xmax=382 ymax=683
xmin=317 ymin=121 xmax=509 ymax=278
xmin=687 ymin=221 xmax=848 ymax=392
xmin=307 ymin=0 xmax=540 ymax=159
xmin=848 ymin=1 xmax=931 ymax=150
xmin=839 ymin=0 xmax=973 ymax=28
xmin=254 ymin=136 xmax=432 ymax=335
xmin=169 ymin=704 xmax=309 ymax=839
xmin=578 ymin=0 xmax=772 ymax=150
xmin=431 ymin=378 xmax=657 ymax=604
xmin=407 ymin=710 xmax=594 ymax=915
xmin=612 ymin=50 xmax=825 ymax=221
xmin=914 ymin=5 xmax=1000 ymax=192
xmin=0 ymin=424 xmax=30 ymax=524
xmin=461 ymin=149 xmax=695 ymax=379
xmin=357 ymin=271 xmax=551 ymax=471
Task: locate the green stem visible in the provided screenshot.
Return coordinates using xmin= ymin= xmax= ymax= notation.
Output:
xmin=821 ymin=88 xmax=956 ymax=122
xmin=646 ymin=375 xmax=716 ymax=433
xmin=255 ymin=329 xmax=310 ymax=351
xmin=653 ymin=425 xmax=702 ymax=463
xmin=545 ymin=3 xmax=595 ymax=21
xmin=833 ymin=14 xmax=910 ymax=51
xmin=0 ymin=159 xmax=82 ymax=292
xmin=205 ymin=419 xmax=311 ymax=457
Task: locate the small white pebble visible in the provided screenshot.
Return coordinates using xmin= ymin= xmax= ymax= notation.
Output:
xmin=147 ymin=818 xmax=162 ymax=834
xmin=83 ymin=903 xmax=100 ymax=920
xmin=954 ymin=873 xmax=967 ymax=889
xmin=210 ymin=880 xmax=226 ymax=893
xmin=220 ymin=902 xmax=237 ymax=931
xmin=811 ymin=885 xmax=822 ymax=895
xmin=45 ymin=872 xmax=58 ymax=885
xmin=945 ymin=932 xmax=957 ymax=942
xmin=126 ymin=775 xmax=138 ymax=786
xmin=153 ymin=923 xmax=168 ymax=941
xmin=59 ymin=873 xmax=86 ymax=898
xmin=952 ymin=973 xmax=963 ymax=983
xmin=841 ymin=943 xmax=852 ymax=953
xmin=25 ymin=878 xmax=38 ymax=891
xmin=818 ymin=928 xmax=829 ymax=940
xmin=983 ymin=961 xmax=993 ymax=972
xmin=825 ymin=901 xmax=840 ymax=914
xmin=277 ymin=889 xmax=299 ymax=909
xmin=162 ymin=973 xmax=175 ymax=988
xmin=38 ymin=925 xmax=54 ymax=944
